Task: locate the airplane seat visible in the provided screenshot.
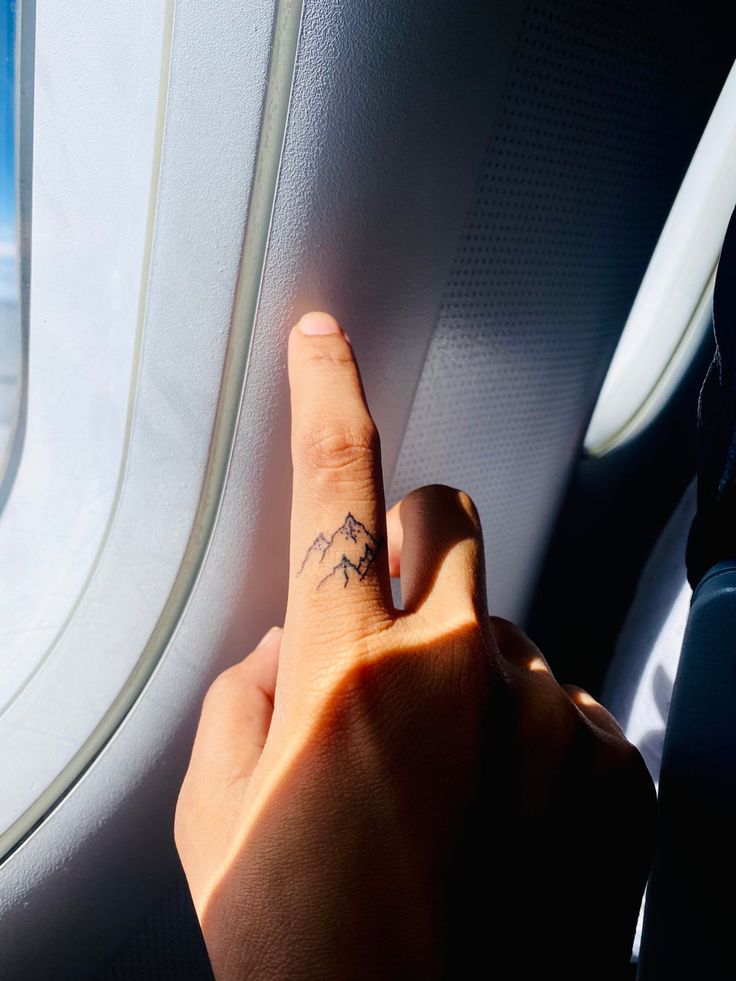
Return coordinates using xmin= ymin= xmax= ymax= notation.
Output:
xmin=637 ymin=562 xmax=736 ymax=979
xmin=637 ymin=206 xmax=736 ymax=979
xmin=602 ymin=481 xmax=695 ymax=790
xmin=603 ymin=516 xmax=736 ymax=979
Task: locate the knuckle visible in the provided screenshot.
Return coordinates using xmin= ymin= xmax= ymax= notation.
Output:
xmin=322 ymin=656 xmax=404 ymax=730
xmin=300 ymin=419 xmax=379 ymax=476
xmin=409 ymin=484 xmax=480 ymax=525
xmin=203 ymin=665 xmax=241 ymax=707
xmin=304 ymin=346 xmax=356 ymax=370
xmin=612 ymin=734 xmax=654 ymax=782
xmin=445 ymin=623 xmax=492 ymax=689
xmin=456 ymin=488 xmax=480 ymax=524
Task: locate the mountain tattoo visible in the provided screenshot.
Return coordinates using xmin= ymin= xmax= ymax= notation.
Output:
xmin=298 ymin=513 xmax=382 ymax=590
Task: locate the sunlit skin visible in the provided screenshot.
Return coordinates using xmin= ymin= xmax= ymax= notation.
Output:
xmin=175 ymin=311 xmax=656 ymax=981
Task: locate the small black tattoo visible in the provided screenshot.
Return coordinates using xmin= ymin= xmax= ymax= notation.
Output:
xmin=298 ymin=513 xmax=382 ymax=589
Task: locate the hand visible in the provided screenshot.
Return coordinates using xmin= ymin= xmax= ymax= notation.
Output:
xmin=175 ymin=312 xmax=655 ymax=981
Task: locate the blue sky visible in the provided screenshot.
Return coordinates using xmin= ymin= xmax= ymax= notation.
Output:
xmin=0 ymin=0 xmax=15 ymax=304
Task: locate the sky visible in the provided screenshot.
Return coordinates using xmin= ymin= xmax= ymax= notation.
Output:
xmin=0 ymin=0 xmax=15 ymax=454
xmin=0 ymin=0 xmax=16 ymax=305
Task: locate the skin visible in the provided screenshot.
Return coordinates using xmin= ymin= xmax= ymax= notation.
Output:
xmin=175 ymin=311 xmax=656 ymax=980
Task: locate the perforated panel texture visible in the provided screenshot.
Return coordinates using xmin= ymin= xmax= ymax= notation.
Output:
xmin=96 ymin=881 xmax=213 ymax=981
xmin=390 ymin=0 xmax=694 ymax=619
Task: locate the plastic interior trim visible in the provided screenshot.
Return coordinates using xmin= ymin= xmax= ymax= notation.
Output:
xmin=586 ymin=59 xmax=736 ymax=455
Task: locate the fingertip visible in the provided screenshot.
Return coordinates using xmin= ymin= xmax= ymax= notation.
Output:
xmin=288 ymin=313 xmax=354 ymax=382
xmin=386 ymin=502 xmax=404 ymax=578
xmin=238 ymin=627 xmax=282 ymax=716
xmin=256 ymin=625 xmax=283 ymax=648
xmin=565 ymin=685 xmax=598 ymax=708
xmin=563 ymin=684 xmax=626 ymax=739
xmin=395 ymin=484 xmax=486 ymax=616
xmin=294 ymin=311 xmax=344 ymax=337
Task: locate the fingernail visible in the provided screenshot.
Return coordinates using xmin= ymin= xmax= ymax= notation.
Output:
xmin=257 ymin=625 xmax=282 ymax=647
xmin=297 ymin=312 xmax=342 ymax=336
xmin=573 ymin=689 xmax=598 ymax=707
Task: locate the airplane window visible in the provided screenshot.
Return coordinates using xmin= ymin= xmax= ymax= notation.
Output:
xmin=0 ymin=0 xmax=176 ymax=857
xmin=585 ymin=60 xmax=736 ymax=455
xmin=0 ymin=0 xmax=21 ymax=501
xmin=0 ymin=0 xmax=276 ymax=863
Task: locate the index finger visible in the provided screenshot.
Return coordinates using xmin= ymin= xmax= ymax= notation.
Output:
xmin=286 ymin=313 xmax=393 ymax=631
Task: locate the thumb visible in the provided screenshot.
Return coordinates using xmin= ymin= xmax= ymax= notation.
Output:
xmin=192 ymin=627 xmax=282 ymax=785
